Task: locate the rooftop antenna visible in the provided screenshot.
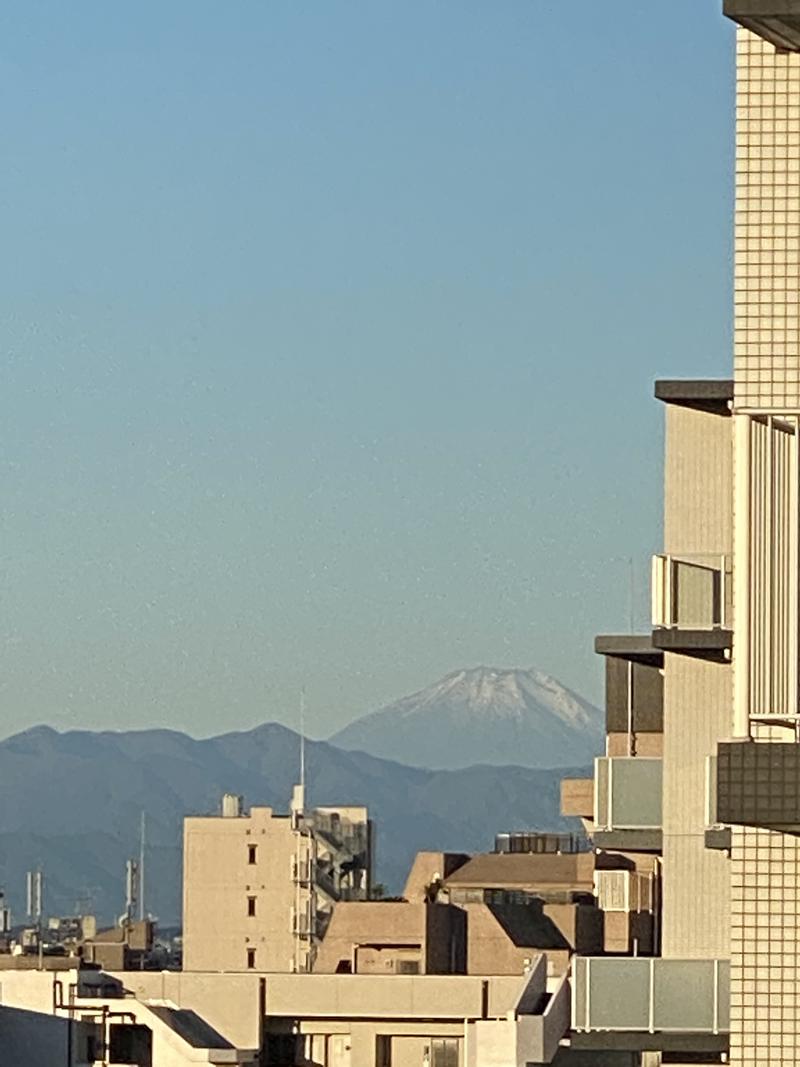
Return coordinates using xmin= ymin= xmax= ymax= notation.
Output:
xmin=291 ymin=688 xmax=307 ymax=826
xmin=300 ymin=687 xmax=306 ymax=794
xmin=139 ymin=811 xmax=146 ymax=923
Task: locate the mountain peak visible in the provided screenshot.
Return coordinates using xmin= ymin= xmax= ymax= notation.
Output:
xmin=330 ymin=666 xmax=602 ymax=771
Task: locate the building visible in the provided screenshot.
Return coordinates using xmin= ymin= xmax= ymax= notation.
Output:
xmin=0 ymin=967 xmax=258 ymax=1066
xmin=311 ymin=844 xmax=651 ymax=982
xmin=183 ymin=790 xmax=372 ymax=974
xmin=0 ymin=959 xmax=579 ymax=1067
xmin=564 ymin=5 xmax=800 ymax=1065
xmin=313 ymin=900 xmax=467 ymax=976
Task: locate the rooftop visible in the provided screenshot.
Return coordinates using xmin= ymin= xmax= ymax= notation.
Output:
xmin=443 ymin=853 xmax=594 ymax=890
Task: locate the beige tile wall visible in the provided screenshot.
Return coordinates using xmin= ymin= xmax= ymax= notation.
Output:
xmin=732 ymin=28 xmax=800 ymax=1066
xmin=730 ymin=825 xmax=800 ymax=1065
xmin=735 ymin=30 xmax=800 ymax=412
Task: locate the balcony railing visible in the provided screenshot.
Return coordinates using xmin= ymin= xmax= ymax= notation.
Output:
xmin=652 ymin=554 xmax=730 ymax=632
xmin=572 ymin=957 xmax=730 ymax=1035
xmin=594 ymin=757 xmax=662 ymax=833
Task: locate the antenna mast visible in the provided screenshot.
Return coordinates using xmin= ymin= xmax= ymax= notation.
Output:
xmin=300 ymin=687 xmax=306 ymax=793
xmin=139 ymin=811 xmax=146 ymax=922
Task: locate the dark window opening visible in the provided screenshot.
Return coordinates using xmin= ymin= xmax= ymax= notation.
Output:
xmin=247 ymin=896 xmax=257 ymax=917
xmin=248 ymin=844 xmax=257 ymax=865
xmin=247 ymin=948 xmax=256 ymax=969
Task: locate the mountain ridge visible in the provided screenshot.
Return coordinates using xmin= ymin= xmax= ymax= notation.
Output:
xmin=330 ymin=665 xmax=603 ymax=770
xmin=0 ymin=719 xmax=582 ymax=926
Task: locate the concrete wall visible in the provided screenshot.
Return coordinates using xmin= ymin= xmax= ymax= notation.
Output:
xmin=0 ymin=969 xmax=259 ymax=1066
xmin=183 ymin=805 xmax=300 ymax=973
xmin=314 ymin=901 xmax=467 ymax=976
xmin=663 ymin=405 xmax=732 ymax=558
xmin=660 ymin=402 xmax=732 ymax=961
xmin=0 ymin=1004 xmax=95 ymax=1067
xmin=403 ymin=853 xmax=470 ymax=903
xmin=264 ymin=972 xmax=538 ymax=1021
xmin=115 ymin=970 xmax=263 ymax=1049
xmin=661 ymin=656 xmax=731 ymax=959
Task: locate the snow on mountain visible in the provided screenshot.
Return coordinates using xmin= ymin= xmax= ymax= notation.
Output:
xmin=329 ymin=666 xmax=603 ymax=771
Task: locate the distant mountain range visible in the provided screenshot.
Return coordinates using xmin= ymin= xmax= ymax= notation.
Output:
xmin=330 ymin=666 xmax=603 ymax=770
xmin=0 ymin=720 xmax=582 ymax=926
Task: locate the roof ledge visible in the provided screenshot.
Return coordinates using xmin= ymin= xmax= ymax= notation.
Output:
xmin=654 ymin=379 xmax=733 ymax=415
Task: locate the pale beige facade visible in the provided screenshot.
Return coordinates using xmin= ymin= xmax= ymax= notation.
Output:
xmin=0 ymin=960 xmax=585 ymax=1067
xmin=183 ymin=793 xmax=371 ymax=974
xmin=565 ymin=8 xmax=800 ymax=1064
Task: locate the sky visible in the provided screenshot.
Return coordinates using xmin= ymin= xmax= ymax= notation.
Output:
xmin=0 ymin=1 xmax=734 ymax=740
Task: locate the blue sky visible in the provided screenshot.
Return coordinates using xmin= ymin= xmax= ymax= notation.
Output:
xmin=0 ymin=2 xmax=733 ymax=739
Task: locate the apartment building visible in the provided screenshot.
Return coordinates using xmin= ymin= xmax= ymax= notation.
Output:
xmin=564 ymin=395 xmax=735 ymax=1063
xmin=183 ymin=790 xmax=372 ymax=974
xmin=559 ymin=6 xmax=800 ymax=1064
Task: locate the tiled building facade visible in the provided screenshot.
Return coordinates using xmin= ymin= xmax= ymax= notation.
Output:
xmin=735 ymin=31 xmax=800 ymax=411
xmin=732 ymin=15 xmax=800 ymax=1066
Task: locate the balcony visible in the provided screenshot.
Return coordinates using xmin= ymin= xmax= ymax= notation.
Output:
xmin=651 ymin=554 xmax=732 ymax=654
xmin=717 ymin=741 xmax=800 ymax=828
xmin=723 ymin=1 xmax=800 ymax=50
xmin=571 ymin=957 xmax=729 ymax=1053
xmin=604 ymin=653 xmax=663 ymax=737
xmin=593 ymin=757 xmax=662 ymax=852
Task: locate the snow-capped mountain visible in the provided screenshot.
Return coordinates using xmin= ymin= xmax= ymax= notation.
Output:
xmin=329 ymin=666 xmax=604 ymax=770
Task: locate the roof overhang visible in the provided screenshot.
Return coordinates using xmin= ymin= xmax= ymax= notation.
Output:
xmin=724 ymin=1 xmax=800 ymax=51
xmin=595 ymin=634 xmax=663 ymax=666
xmin=654 ymin=379 xmax=733 ymax=415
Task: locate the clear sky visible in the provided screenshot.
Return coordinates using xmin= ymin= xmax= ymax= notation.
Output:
xmin=1 ymin=2 xmax=733 ymax=740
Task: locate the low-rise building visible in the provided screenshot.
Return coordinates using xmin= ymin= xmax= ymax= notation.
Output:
xmin=183 ymin=789 xmax=372 ymax=974
xmin=0 ymin=959 xmax=578 ymax=1066
xmin=313 ymin=901 xmax=466 ymax=976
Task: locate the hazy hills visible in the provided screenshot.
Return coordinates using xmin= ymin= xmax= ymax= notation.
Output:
xmin=330 ymin=666 xmax=603 ymax=769
xmin=0 ymin=721 xmax=580 ymax=925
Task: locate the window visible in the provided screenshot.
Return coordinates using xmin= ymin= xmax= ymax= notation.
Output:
xmin=247 ymin=896 xmax=257 ymax=917
xmin=430 ymin=1039 xmax=459 ymax=1067
xmin=376 ymin=1035 xmax=392 ymax=1067
xmin=248 ymin=844 xmax=257 ymax=865
xmin=246 ymin=948 xmax=256 ymax=969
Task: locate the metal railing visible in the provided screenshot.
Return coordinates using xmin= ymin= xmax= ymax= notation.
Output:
xmin=652 ymin=553 xmax=731 ymax=631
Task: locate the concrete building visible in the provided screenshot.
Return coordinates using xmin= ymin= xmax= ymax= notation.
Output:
xmin=0 ymin=968 xmax=258 ymax=1066
xmin=566 ymin=5 xmax=800 ymax=1065
xmin=183 ymin=791 xmax=372 ymax=974
xmin=313 ymin=901 xmax=467 ymax=976
xmin=0 ymin=960 xmax=581 ymax=1067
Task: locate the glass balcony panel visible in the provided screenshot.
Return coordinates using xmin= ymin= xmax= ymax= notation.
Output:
xmin=654 ymin=960 xmax=717 ymax=1032
xmin=652 ymin=554 xmax=730 ymax=631
xmin=573 ymin=957 xmax=729 ymax=1034
xmin=674 ymin=560 xmax=717 ymax=628
xmin=595 ymin=757 xmax=662 ymax=831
